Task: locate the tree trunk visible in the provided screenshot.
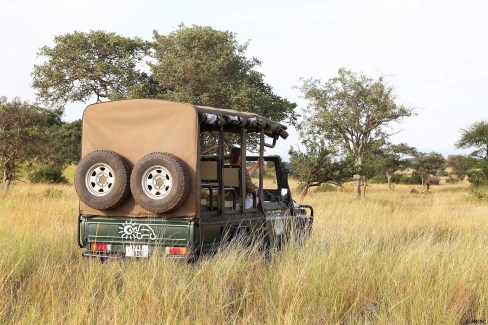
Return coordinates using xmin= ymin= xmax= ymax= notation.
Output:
xmin=362 ymin=177 xmax=368 ymax=198
xmin=354 ymin=155 xmax=363 ymax=199
xmin=386 ymin=172 xmax=393 ymax=190
xmin=3 ymin=167 xmax=12 ymax=192
xmin=300 ymin=183 xmax=311 ymax=200
xmin=354 ymin=174 xmax=362 ymax=199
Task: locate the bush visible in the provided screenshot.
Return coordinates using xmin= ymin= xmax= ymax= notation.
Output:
xmin=368 ymin=173 xmax=388 ymax=184
xmin=426 ymin=176 xmax=440 ymax=186
xmin=445 ymin=175 xmax=460 ymax=184
xmin=368 ymin=173 xmax=424 ymax=185
xmin=467 ymin=169 xmax=486 ymax=187
xmin=470 ymin=187 xmax=488 ymax=200
xmin=28 ymin=165 xmax=68 ymax=184
xmin=395 ymin=173 xmax=422 ymax=185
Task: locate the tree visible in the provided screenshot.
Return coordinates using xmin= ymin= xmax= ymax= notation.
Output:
xmin=446 ymin=154 xmax=469 ymax=181
xmin=288 ymin=138 xmax=353 ymax=198
xmin=378 ymin=143 xmax=417 ymax=190
xmin=299 ymin=68 xmax=414 ymax=198
xmin=456 ymin=121 xmax=488 ymax=159
xmin=39 ymin=119 xmax=82 ymax=167
xmin=411 ymin=152 xmax=446 ymax=188
xmin=33 ymin=27 xmax=296 ymax=151
xmin=150 ymin=25 xmax=296 ymax=124
xmin=0 ymin=98 xmax=51 ymax=191
xmin=455 ymin=121 xmax=488 ymax=190
xmin=32 ymin=30 xmax=149 ymax=105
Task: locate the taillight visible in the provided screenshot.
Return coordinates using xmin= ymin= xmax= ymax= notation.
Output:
xmin=166 ymin=247 xmax=188 ymax=256
xmin=90 ymin=243 xmax=110 ymax=251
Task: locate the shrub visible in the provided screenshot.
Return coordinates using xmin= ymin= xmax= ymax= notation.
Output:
xmin=445 ymin=175 xmax=459 ymax=184
xmin=28 ymin=165 xmax=68 ymax=184
xmin=395 ymin=173 xmax=422 ymax=185
xmin=426 ymin=176 xmax=440 ymax=186
xmin=467 ymin=169 xmax=486 ymax=188
xmin=368 ymin=173 xmax=388 ymax=184
xmin=470 ymin=187 xmax=488 ymax=200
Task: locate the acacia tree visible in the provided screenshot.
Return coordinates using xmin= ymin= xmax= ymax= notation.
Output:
xmin=456 ymin=120 xmax=488 ymax=188
xmin=32 ymin=30 xmax=149 ymax=105
xmin=288 ymin=138 xmax=353 ymax=198
xmin=446 ymin=154 xmax=469 ymax=181
xmin=299 ymin=68 xmax=414 ymax=198
xmin=378 ymin=143 xmax=417 ymax=190
xmin=150 ymin=25 xmax=296 ymax=123
xmin=33 ymin=27 xmax=296 ymax=152
xmin=150 ymin=25 xmax=296 ymax=151
xmin=0 ymin=98 xmax=51 ymax=191
xmin=456 ymin=121 xmax=488 ymax=159
xmin=411 ymin=151 xmax=445 ymax=188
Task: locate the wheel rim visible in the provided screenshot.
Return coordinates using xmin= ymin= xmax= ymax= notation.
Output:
xmin=142 ymin=165 xmax=173 ymax=199
xmin=85 ymin=163 xmax=115 ymax=196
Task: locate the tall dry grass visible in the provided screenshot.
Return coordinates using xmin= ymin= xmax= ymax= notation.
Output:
xmin=1 ymin=181 xmax=488 ymax=324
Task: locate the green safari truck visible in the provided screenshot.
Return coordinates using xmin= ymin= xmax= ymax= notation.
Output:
xmin=76 ymin=99 xmax=313 ymax=260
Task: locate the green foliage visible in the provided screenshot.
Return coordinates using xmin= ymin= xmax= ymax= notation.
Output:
xmin=28 ymin=165 xmax=68 ymax=184
xmin=446 ymin=155 xmax=469 ymax=180
xmin=368 ymin=173 xmax=388 ymax=184
xmin=0 ymin=97 xmax=54 ymax=191
xmin=32 ymin=30 xmax=149 ymax=105
xmin=380 ymin=143 xmax=417 ymax=172
xmin=288 ymin=138 xmax=353 ymax=197
xmin=398 ymin=173 xmax=423 ymax=185
xmin=445 ymin=175 xmax=460 ymax=184
xmin=471 ymin=188 xmax=488 ymax=200
xmin=37 ymin=119 xmax=82 ymax=167
xmin=467 ymin=169 xmax=486 ymax=187
xmin=456 ymin=120 xmax=488 ymax=159
xmin=369 ymin=172 xmax=423 ymax=185
xmin=410 ymin=152 xmax=446 ymax=179
xmin=455 ymin=121 xmax=488 ymax=197
xmin=298 ymin=68 xmax=415 ymax=172
xmin=33 ymin=27 xmax=296 ymax=152
xmin=150 ymin=25 xmax=296 ymax=124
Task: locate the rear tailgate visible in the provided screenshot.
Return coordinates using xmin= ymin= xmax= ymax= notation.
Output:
xmin=79 ymin=215 xmax=194 ymax=257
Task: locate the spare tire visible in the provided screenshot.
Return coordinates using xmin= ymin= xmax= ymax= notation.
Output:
xmin=75 ymin=150 xmax=131 ymax=210
xmin=130 ymin=152 xmax=191 ymax=214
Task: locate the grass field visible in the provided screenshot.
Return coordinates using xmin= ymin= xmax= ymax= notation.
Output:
xmin=1 ymin=181 xmax=488 ymax=324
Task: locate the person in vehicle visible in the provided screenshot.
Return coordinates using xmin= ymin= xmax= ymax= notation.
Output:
xmin=228 ymin=147 xmax=263 ymax=208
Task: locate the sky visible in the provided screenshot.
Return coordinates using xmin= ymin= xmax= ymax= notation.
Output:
xmin=1 ymin=0 xmax=487 ymax=159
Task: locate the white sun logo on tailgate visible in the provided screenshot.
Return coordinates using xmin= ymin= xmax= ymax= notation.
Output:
xmin=119 ymin=221 xmax=157 ymax=240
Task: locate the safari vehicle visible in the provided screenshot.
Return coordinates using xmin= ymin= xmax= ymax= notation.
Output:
xmin=76 ymin=99 xmax=313 ymax=259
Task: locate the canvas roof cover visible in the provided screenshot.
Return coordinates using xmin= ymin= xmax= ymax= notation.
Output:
xmin=80 ymin=99 xmax=199 ymax=218
xmin=79 ymin=99 xmax=288 ymax=218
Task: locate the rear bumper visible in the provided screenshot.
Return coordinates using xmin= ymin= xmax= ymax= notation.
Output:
xmin=82 ymin=252 xmax=124 ymax=259
xmin=81 ymin=249 xmax=190 ymax=260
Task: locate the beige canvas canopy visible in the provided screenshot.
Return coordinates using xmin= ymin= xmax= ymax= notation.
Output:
xmin=79 ymin=98 xmax=287 ymax=218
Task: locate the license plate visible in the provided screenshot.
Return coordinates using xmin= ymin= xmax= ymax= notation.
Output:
xmin=125 ymin=244 xmax=149 ymax=257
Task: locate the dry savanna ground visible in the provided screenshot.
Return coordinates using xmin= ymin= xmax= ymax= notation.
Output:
xmin=1 ymin=176 xmax=488 ymax=324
